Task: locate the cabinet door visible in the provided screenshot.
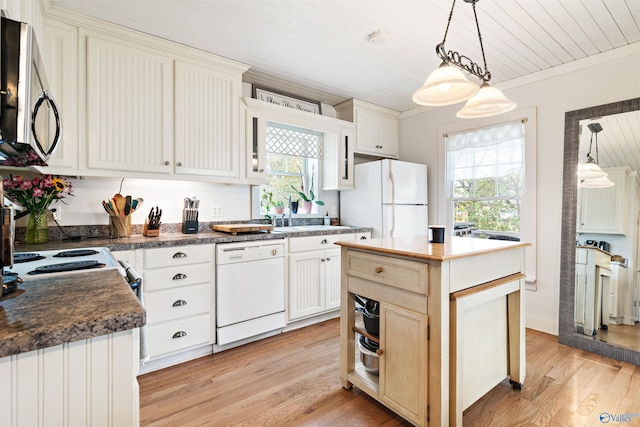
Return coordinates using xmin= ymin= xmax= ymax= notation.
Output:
xmin=577 ymin=168 xmax=627 ymax=234
xmin=324 ymin=249 xmax=342 ymax=310
xmin=323 ymin=126 xmax=354 ymax=191
xmin=379 ymin=303 xmax=427 ymax=426
xmin=355 ymin=108 xmax=381 ymax=155
xmin=174 ymin=60 xmax=240 ymax=178
xmin=288 ymin=252 xmax=324 ymax=320
xmin=244 ymin=107 xmax=267 ymax=183
xmin=86 ymin=35 xmax=173 ymax=173
xmin=377 ymin=114 xmax=399 ymax=158
xmin=42 ymin=19 xmax=78 ymax=171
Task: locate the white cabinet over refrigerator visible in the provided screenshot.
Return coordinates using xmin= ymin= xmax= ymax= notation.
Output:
xmin=340 ymin=159 xmax=428 ymax=238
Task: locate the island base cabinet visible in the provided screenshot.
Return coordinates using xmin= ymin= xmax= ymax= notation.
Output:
xmin=379 ymin=303 xmax=427 ymax=426
xmin=0 ymin=329 xmax=139 ymax=427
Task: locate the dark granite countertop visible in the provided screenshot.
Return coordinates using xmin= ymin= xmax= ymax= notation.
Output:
xmin=0 ymin=269 xmax=145 ymax=358
xmin=15 ymin=225 xmax=372 ymax=253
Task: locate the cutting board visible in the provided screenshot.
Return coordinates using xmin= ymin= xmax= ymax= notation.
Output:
xmin=212 ymin=224 xmax=274 ymax=235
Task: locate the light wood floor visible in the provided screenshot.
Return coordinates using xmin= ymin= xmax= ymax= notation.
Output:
xmin=139 ymin=319 xmax=640 ymax=426
xmin=597 ymin=322 xmax=640 ymax=353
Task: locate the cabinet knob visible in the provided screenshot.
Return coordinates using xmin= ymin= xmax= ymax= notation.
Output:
xmin=375 ymin=266 xmax=384 ymax=274
xmin=164 ymin=161 xmax=170 ymax=166
xmin=172 ymin=331 xmax=187 ymax=339
xmin=272 ymin=249 xmax=278 ymax=256
xmin=176 ymin=162 xmax=183 ymax=167
xmin=173 ymin=252 xmax=187 ymax=258
xmin=172 ymin=299 xmax=187 ymax=307
xmin=259 ymin=168 xmax=264 ymax=172
xmin=376 ymin=349 xmax=384 ymax=356
xmin=172 ymin=273 xmax=188 ymax=280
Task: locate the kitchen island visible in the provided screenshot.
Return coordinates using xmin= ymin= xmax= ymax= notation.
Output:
xmin=338 ymin=236 xmax=529 ymax=427
xmin=0 ymin=269 xmax=145 ymax=426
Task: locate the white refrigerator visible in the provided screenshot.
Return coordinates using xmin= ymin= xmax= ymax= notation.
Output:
xmin=340 ymin=159 xmax=428 ymax=238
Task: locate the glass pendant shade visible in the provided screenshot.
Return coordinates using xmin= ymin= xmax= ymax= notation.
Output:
xmin=412 ymin=62 xmax=479 ymax=106
xmin=580 ymin=175 xmax=615 ymax=188
xmin=456 ymin=82 xmax=517 ymax=118
xmin=577 ymin=161 xmax=607 ymax=180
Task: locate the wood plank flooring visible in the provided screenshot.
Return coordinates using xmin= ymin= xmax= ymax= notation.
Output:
xmin=139 ymin=319 xmax=640 ymax=426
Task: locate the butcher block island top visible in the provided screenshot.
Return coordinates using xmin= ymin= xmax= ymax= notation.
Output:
xmin=336 ymin=235 xmax=530 ymax=261
xmin=338 ymin=236 xmax=529 ymax=427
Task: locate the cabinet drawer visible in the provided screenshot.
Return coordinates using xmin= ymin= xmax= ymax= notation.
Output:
xmin=144 ymin=244 xmax=214 ymax=269
xmin=346 ymin=251 xmax=428 ymax=295
xmin=147 ymin=314 xmax=212 ymax=358
xmin=289 ymin=233 xmax=354 ymax=253
xmin=144 ymin=263 xmax=213 ymax=291
xmin=145 ymin=283 xmax=211 ymax=324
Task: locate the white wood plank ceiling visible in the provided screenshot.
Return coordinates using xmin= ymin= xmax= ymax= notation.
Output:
xmin=50 ymin=0 xmax=639 ymax=114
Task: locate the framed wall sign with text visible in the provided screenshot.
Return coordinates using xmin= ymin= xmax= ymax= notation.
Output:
xmin=252 ymin=86 xmax=322 ymax=115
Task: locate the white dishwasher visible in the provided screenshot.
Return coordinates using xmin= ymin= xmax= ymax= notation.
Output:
xmin=216 ymin=240 xmax=286 ymax=345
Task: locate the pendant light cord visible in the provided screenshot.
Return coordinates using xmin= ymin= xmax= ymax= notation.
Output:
xmin=471 ymin=1 xmax=489 ymax=78
xmin=441 ymin=0 xmax=457 ymax=44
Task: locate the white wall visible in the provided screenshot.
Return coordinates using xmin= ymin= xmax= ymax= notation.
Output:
xmin=24 ymin=178 xmax=252 ymax=228
xmin=398 ymin=47 xmax=640 ymax=335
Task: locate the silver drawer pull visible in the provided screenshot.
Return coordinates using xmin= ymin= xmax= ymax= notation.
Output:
xmin=172 ymin=331 xmax=187 ymax=339
xmin=321 ymin=239 xmax=328 ymax=244
xmin=172 ymin=299 xmax=187 ymax=307
xmin=173 ymin=273 xmax=187 ymax=280
xmin=173 ymin=252 xmax=187 ymax=258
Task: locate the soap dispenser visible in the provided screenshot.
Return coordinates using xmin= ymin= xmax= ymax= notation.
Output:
xmin=324 ymin=212 xmax=330 ymax=225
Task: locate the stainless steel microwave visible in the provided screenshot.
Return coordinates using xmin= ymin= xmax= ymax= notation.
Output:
xmin=0 ymin=15 xmax=60 ymax=167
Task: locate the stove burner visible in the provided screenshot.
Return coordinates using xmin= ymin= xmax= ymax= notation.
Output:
xmin=53 ymin=249 xmax=100 ymax=258
xmin=27 ymin=260 xmax=106 ymax=275
xmin=14 ymin=253 xmax=46 ymax=263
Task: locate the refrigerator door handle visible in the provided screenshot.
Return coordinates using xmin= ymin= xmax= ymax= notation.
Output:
xmin=390 ymin=204 xmax=395 ymax=237
xmin=388 ymin=160 xmax=395 ymax=204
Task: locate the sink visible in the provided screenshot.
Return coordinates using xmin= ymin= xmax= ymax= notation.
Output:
xmin=272 ymin=225 xmax=351 ymax=233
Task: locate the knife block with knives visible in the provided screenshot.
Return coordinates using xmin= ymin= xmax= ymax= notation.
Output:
xmin=144 ymin=206 xmax=162 ymax=237
xmin=182 ymin=197 xmax=199 ymax=234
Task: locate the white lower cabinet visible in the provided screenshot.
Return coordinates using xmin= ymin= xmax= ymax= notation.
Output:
xmin=0 ymin=330 xmax=139 ymax=427
xmin=142 ymin=244 xmax=215 ymax=360
xmin=288 ymin=233 xmax=354 ymax=321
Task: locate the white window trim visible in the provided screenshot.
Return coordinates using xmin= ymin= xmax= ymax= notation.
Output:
xmin=438 ymin=107 xmax=537 ymax=289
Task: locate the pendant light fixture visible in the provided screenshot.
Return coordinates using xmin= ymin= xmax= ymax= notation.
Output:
xmin=412 ymin=0 xmax=516 ymax=118
xmin=578 ymin=122 xmax=615 ymax=188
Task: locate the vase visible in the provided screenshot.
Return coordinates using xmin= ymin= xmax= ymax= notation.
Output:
xmin=298 ymin=201 xmax=313 ymax=214
xmin=25 ymin=209 xmax=49 ymax=244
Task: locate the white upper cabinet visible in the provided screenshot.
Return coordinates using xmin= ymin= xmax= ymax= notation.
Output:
xmin=242 ymin=102 xmax=267 ymax=184
xmin=577 ymin=166 xmax=631 ymax=235
xmin=85 ymin=34 xmax=174 ymax=174
xmin=334 ymin=99 xmax=400 ymax=159
xmin=323 ymin=126 xmax=354 ymax=191
xmin=174 ymin=60 xmax=242 ymax=178
xmin=36 ymin=9 xmax=249 ymax=181
xmin=41 ymin=19 xmax=78 ymax=171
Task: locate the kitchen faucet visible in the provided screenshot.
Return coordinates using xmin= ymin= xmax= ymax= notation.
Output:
xmin=288 ymin=196 xmax=292 ymax=226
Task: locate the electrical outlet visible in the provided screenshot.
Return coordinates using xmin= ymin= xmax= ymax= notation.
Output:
xmin=52 ymin=206 xmax=61 ymax=221
xmin=331 ymin=206 xmax=337 ymax=216
xmin=211 ymin=204 xmax=224 ymax=218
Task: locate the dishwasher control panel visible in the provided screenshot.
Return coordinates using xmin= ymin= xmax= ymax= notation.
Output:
xmin=216 ymin=241 xmax=285 ymax=264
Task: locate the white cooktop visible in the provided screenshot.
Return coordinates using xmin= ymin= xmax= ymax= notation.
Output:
xmin=7 ymin=247 xmax=124 ymax=279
